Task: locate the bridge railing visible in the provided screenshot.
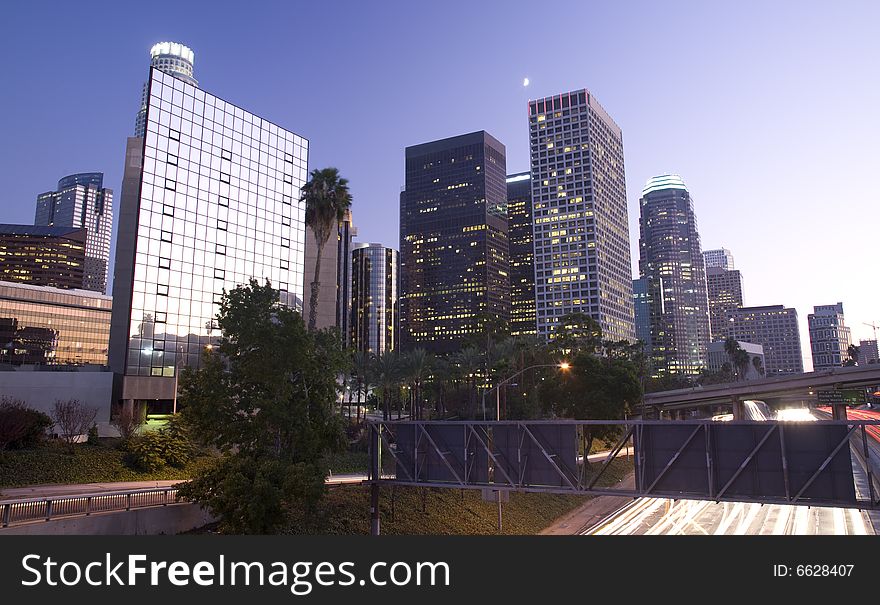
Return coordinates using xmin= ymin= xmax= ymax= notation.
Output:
xmin=0 ymin=487 xmax=181 ymax=528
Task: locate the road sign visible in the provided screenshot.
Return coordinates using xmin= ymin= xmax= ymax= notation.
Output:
xmin=818 ymin=389 xmax=866 ymax=405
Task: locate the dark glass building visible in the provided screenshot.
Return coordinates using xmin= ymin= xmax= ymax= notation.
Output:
xmin=350 ymin=243 xmax=398 ymax=354
xmin=0 ymin=280 xmax=111 ymax=366
xmin=507 ymin=172 xmax=536 ymax=337
xmin=632 ymin=277 xmax=652 ymax=351
xmin=399 ymin=131 xmax=509 ymax=354
xmin=0 ymin=224 xmax=87 ymax=290
xmin=637 ymin=175 xmax=711 ymax=377
xmin=35 ymin=173 xmax=113 ymax=294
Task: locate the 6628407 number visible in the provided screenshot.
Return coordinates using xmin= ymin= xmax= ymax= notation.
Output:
xmin=796 ymin=564 xmax=854 ymax=577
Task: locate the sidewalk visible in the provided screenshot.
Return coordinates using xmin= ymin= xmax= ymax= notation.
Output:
xmin=540 ymin=473 xmax=636 ymax=535
xmin=0 ymin=480 xmax=184 ymax=500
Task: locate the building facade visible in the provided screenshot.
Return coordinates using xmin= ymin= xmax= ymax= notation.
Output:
xmin=303 ymin=209 xmax=357 ymax=337
xmin=858 ymin=339 xmax=879 ymax=365
xmin=706 ymin=266 xmax=744 ymax=341
xmin=35 ymin=173 xmax=113 ymax=293
xmin=702 ymin=248 xmax=735 ymax=271
xmin=0 ymin=225 xmax=87 ymax=290
xmin=507 ymin=172 xmax=536 ymax=337
xmin=637 ymin=175 xmax=711 ymax=376
xmin=528 ymin=89 xmax=634 ymax=342
xmin=632 ymin=277 xmax=652 ymax=351
xmin=135 ymin=42 xmax=197 ymax=137
xmin=707 ymin=340 xmax=765 ymax=380
xmin=350 ymin=243 xmax=398 ymax=355
xmin=726 ymin=305 xmax=804 ymax=375
xmin=336 ymin=210 xmax=356 ymax=341
xmin=0 ymin=280 xmax=111 ymax=366
xmin=109 ymin=66 xmax=307 ymax=406
xmin=808 ymin=302 xmax=852 ymax=370
xmin=399 ymin=131 xmax=509 ymax=354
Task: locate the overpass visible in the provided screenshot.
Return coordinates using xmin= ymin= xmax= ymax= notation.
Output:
xmin=642 ymin=364 xmax=880 ymax=419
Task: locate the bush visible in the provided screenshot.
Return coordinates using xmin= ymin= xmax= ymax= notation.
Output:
xmin=52 ymin=399 xmax=98 ymax=451
xmin=128 ymin=417 xmax=192 ymax=471
xmin=111 ymin=402 xmax=146 ymax=441
xmin=0 ymin=398 xmax=52 ymax=451
xmin=87 ymin=424 xmax=100 ymax=446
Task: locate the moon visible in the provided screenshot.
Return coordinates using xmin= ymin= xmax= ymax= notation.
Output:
xmin=523 ymin=77 xmax=530 ymax=87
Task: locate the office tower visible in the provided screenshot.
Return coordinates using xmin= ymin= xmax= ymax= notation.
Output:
xmin=707 ymin=340 xmax=765 ymax=380
xmin=35 ymin=172 xmax=113 ymax=293
xmin=507 ymin=172 xmax=536 ymax=337
xmin=858 ymin=339 xmax=879 ymax=365
xmin=706 ymin=266 xmax=744 ymax=341
xmin=727 ymin=305 xmax=804 ymax=375
xmin=135 ymin=42 xmax=197 ymax=137
xmin=808 ymin=302 xmax=853 ymax=370
xmin=703 ymin=248 xmax=735 ymax=271
xmin=0 ymin=225 xmax=87 ymax=289
xmin=350 ymin=243 xmax=399 ymax=354
xmin=303 ymin=209 xmax=356 ymax=336
xmin=0 ymin=281 xmax=111 ymax=365
xmin=109 ymin=66 xmax=307 ymax=409
xmin=336 ymin=209 xmax=357 ymax=341
xmin=637 ymin=175 xmax=710 ymax=376
xmin=399 ymin=131 xmax=509 ymax=354
xmin=632 ymin=277 xmax=652 ymax=351
xmin=528 ymin=89 xmax=634 ymax=342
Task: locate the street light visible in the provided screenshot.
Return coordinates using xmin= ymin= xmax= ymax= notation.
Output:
xmin=481 ymin=362 xmax=571 ymax=421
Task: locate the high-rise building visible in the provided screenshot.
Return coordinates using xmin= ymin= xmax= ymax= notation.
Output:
xmin=399 ymin=131 xmax=509 ymax=354
xmin=303 ymin=209 xmax=357 ymax=337
xmin=109 ymin=66 xmax=307 ymax=409
xmin=0 ymin=224 xmax=87 ymax=290
xmin=637 ymin=175 xmax=710 ymax=376
xmin=808 ymin=302 xmax=852 ymax=370
xmin=706 ymin=266 xmax=744 ymax=341
xmin=858 ymin=339 xmax=879 ymax=365
xmin=726 ymin=305 xmax=804 ymax=375
xmin=0 ymin=280 xmax=111 ymax=366
xmin=528 ymin=89 xmax=634 ymax=342
xmin=350 ymin=243 xmax=399 ymax=355
xmin=703 ymin=248 xmax=735 ymax=271
xmin=35 ymin=173 xmax=113 ymax=293
xmin=507 ymin=172 xmax=536 ymax=337
xmin=707 ymin=340 xmax=765 ymax=380
xmin=135 ymin=42 xmax=197 ymax=137
xmin=632 ymin=277 xmax=652 ymax=351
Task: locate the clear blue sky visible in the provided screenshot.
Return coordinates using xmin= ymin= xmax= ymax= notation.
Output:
xmin=3 ymin=0 xmax=878 ymax=370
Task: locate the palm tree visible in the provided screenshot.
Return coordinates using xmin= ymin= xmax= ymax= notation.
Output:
xmin=351 ymin=350 xmax=371 ymax=424
xmin=301 ymin=167 xmax=352 ymax=332
xmin=455 ymin=346 xmax=484 ymax=418
xmin=373 ymin=351 xmax=400 ymax=421
xmin=752 ymin=356 xmax=765 ymax=378
xmin=733 ymin=349 xmax=751 ymax=381
xmin=402 ymin=349 xmax=431 ymax=420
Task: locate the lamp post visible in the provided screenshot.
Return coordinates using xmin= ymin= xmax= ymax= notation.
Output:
xmin=481 ymin=362 xmax=570 ymax=421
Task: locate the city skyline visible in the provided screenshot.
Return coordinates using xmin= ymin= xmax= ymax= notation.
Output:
xmin=2 ymin=1 xmax=879 ymax=369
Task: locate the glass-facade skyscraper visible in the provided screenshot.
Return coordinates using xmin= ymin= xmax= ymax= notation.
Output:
xmin=110 ymin=67 xmax=307 ymax=406
xmin=35 ymin=173 xmax=113 ymax=293
xmin=507 ymin=172 xmax=536 ymax=337
xmin=528 ymin=89 xmax=634 ymax=342
xmin=399 ymin=131 xmax=509 ymax=354
xmin=350 ymin=243 xmax=398 ymax=355
xmin=638 ymin=175 xmax=711 ymax=376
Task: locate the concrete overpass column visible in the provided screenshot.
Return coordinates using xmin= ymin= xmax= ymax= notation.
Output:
xmin=831 ymin=403 xmax=848 ymax=421
xmin=731 ymin=397 xmax=745 ymax=420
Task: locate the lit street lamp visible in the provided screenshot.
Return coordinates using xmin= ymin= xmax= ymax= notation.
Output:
xmin=481 ymin=362 xmax=571 ymax=421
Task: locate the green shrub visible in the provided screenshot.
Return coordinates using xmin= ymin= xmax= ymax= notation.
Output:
xmin=128 ymin=417 xmax=192 ymax=471
xmin=87 ymin=424 xmax=100 ymax=446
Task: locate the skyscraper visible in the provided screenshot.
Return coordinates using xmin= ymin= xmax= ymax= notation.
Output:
xmin=507 ymin=172 xmax=536 ymax=337
xmin=109 ymin=66 xmax=308 ymax=410
xmin=336 ymin=210 xmax=357 ymax=342
xmin=303 ymin=209 xmax=357 ymax=337
xmin=399 ymin=131 xmax=509 ymax=354
xmin=808 ymin=303 xmax=853 ymax=370
xmin=858 ymin=339 xmax=879 ymax=365
xmin=702 ymin=248 xmax=735 ymax=271
xmin=350 ymin=243 xmax=398 ymax=355
xmin=35 ymin=173 xmax=113 ymax=293
xmin=637 ymin=175 xmax=710 ymax=376
xmin=135 ymin=42 xmax=197 ymax=137
xmin=528 ymin=89 xmax=634 ymax=342
xmin=727 ymin=305 xmax=804 ymax=375
xmin=706 ymin=266 xmax=744 ymax=341
xmin=632 ymin=277 xmax=652 ymax=350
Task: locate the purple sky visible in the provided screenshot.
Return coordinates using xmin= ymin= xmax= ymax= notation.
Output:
xmin=3 ymin=1 xmax=878 ymax=370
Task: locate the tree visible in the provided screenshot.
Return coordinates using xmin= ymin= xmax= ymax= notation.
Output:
xmin=52 ymin=399 xmax=98 ymax=452
xmin=110 ymin=402 xmax=146 ymax=441
xmin=177 ymin=280 xmax=347 ymax=534
xmin=401 ymin=348 xmax=431 ymax=420
xmin=752 ymin=356 xmax=765 ymax=377
xmin=350 ymin=350 xmax=372 ymax=424
xmin=845 ymin=344 xmax=860 ymax=367
xmin=0 ymin=398 xmax=52 ymax=451
xmin=733 ymin=348 xmax=751 ymax=381
xmin=301 ymin=168 xmax=352 ymax=332
xmin=551 ymin=313 xmax=603 ymax=355
xmin=372 ymin=351 xmax=400 ymax=421
xmin=454 ymin=346 xmax=484 ymax=418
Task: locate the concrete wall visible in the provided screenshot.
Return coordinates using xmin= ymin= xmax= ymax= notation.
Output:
xmin=0 ymin=370 xmax=114 ymax=435
xmin=0 ymin=503 xmax=216 ymax=535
